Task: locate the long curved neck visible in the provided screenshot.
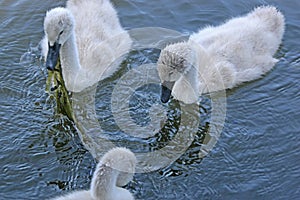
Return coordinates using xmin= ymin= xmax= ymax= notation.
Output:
xmin=91 ymin=165 xmax=115 ymax=199
xmin=172 ymin=42 xmax=210 ymax=104
xmin=190 ymin=42 xmax=213 ymax=94
xmin=60 ymin=32 xmax=81 ymax=91
xmin=91 ymin=165 xmax=133 ymax=200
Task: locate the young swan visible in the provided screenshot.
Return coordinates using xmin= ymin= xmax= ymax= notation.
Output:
xmin=158 ymin=6 xmax=285 ymax=104
xmin=43 ymin=0 xmax=132 ymax=93
xmin=51 ymin=147 xmax=137 ymax=200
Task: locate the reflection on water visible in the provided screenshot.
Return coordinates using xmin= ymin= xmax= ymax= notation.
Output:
xmin=1 ymin=0 xmax=300 ymax=199
xmin=75 ymin=28 xmax=221 ymax=173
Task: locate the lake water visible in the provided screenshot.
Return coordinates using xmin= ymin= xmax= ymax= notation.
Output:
xmin=0 ymin=0 xmax=299 ymax=199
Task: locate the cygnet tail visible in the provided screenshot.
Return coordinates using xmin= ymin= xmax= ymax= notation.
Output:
xmin=250 ymin=6 xmax=285 ymax=39
xmin=90 ymin=147 xmax=136 ymax=199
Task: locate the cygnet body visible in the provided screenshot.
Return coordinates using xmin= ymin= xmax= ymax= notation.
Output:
xmin=158 ymin=6 xmax=285 ymax=104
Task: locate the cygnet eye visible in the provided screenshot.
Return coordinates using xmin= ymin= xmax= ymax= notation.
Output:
xmin=59 ymin=30 xmax=64 ymax=35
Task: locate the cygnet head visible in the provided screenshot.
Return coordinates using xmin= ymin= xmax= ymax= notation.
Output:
xmin=91 ymin=147 xmax=137 ymax=200
xmin=105 ymin=147 xmax=137 ymax=186
xmin=157 ymin=42 xmax=195 ymax=103
xmin=44 ymin=7 xmax=75 ymax=70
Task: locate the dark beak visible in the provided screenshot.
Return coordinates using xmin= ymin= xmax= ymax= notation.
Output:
xmin=161 ymin=81 xmax=175 ymax=103
xmin=46 ymin=42 xmax=61 ymax=71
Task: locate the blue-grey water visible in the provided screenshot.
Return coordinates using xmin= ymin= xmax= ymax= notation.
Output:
xmin=0 ymin=0 xmax=299 ymax=199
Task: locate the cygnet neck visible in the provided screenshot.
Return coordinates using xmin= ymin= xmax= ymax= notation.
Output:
xmin=60 ymin=32 xmax=82 ymax=92
xmin=187 ymin=40 xmax=213 ymax=94
xmin=91 ymin=164 xmax=133 ymax=200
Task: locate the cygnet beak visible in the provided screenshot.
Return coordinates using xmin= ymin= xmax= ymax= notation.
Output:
xmin=161 ymin=81 xmax=175 ymax=103
xmin=46 ymin=42 xmax=61 ymax=71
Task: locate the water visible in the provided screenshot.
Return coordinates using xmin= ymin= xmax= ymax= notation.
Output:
xmin=0 ymin=0 xmax=299 ymax=199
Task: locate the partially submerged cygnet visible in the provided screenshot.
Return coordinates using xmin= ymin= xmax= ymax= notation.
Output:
xmin=158 ymin=6 xmax=285 ymax=104
xmin=51 ymin=147 xmax=137 ymax=200
xmin=43 ymin=0 xmax=132 ymax=93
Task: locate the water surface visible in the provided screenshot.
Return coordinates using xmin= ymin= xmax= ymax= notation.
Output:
xmin=0 ymin=0 xmax=299 ymax=199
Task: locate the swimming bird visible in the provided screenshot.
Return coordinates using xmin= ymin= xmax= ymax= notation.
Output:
xmin=43 ymin=0 xmax=132 ymax=93
xmin=51 ymin=147 xmax=136 ymax=200
xmin=158 ymin=6 xmax=285 ymax=104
